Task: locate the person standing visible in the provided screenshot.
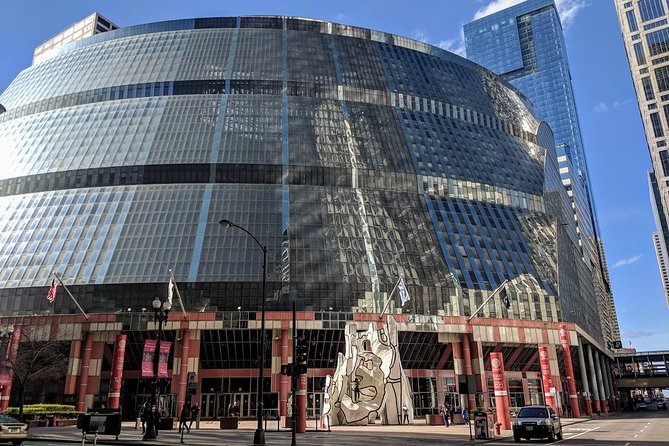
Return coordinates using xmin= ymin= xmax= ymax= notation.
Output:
xmin=462 ymin=406 xmax=469 ymax=425
xmin=353 ymin=378 xmax=361 ymax=403
xmin=402 ymin=403 xmax=409 ymax=424
xmin=440 ymin=405 xmax=449 ymax=427
xmin=449 ymin=405 xmax=455 ymax=425
xmin=139 ymin=402 xmax=148 ymax=434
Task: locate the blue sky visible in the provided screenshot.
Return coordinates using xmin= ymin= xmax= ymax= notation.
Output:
xmin=0 ymin=0 xmax=667 ymax=351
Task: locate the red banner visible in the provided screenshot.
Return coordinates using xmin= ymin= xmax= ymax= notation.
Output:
xmin=158 ymin=341 xmax=171 ymax=378
xmin=142 ymin=340 xmax=156 ymax=378
xmin=0 ymin=360 xmax=11 ymax=387
xmin=108 ymin=334 xmax=127 ymax=409
xmin=142 ymin=339 xmax=172 ymax=378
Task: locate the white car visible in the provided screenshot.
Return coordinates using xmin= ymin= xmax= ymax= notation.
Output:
xmin=512 ymin=405 xmax=563 ymax=443
xmin=0 ymin=414 xmax=28 ymax=446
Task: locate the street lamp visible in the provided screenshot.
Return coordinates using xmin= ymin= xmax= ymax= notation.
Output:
xmin=143 ymin=296 xmax=172 ymax=441
xmin=219 ymin=219 xmax=267 ymax=445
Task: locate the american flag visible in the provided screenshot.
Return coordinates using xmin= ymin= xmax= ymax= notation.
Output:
xmin=46 ymin=279 xmax=58 ymax=303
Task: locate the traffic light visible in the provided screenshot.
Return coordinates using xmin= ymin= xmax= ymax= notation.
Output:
xmin=500 ymin=288 xmax=511 ymax=309
xmin=295 ymin=337 xmax=308 ymax=374
xmin=281 ymin=363 xmax=294 ymax=376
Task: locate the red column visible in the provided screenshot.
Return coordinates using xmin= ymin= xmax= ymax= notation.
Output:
xmin=176 ymin=328 xmax=190 ymax=415
xmin=107 ymin=334 xmax=127 ymax=409
xmin=559 ymin=325 xmax=580 ymax=417
xmin=279 ymin=329 xmax=290 ymax=417
xmin=462 ymin=334 xmax=476 ymax=410
xmin=64 ymin=340 xmax=82 ymax=396
xmin=490 ymin=352 xmax=511 ymax=430
xmin=0 ymin=326 xmax=21 ymax=410
xmin=76 ymin=332 xmax=93 ymax=412
xmin=296 ymin=373 xmax=307 ymax=433
xmin=539 ymin=346 xmax=557 ymax=413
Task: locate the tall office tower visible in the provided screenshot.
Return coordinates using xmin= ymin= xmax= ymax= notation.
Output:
xmin=615 ymin=0 xmax=669 ymax=308
xmin=32 ymin=12 xmax=118 ymax=65
xmin=0 ymin=14 xmax=618 ymax=416
xmin=465 ymin=0 xmax=621 ymax=345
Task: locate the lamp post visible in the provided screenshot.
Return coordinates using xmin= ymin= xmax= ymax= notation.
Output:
xmin=219 ymin=219 xmax=267 ymax=445
xmin=143 ymin=296 xmax=171 ymax=441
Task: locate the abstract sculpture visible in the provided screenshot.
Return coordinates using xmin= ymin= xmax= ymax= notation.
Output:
xmin=323 ymin=316 xmax=413 ymax=426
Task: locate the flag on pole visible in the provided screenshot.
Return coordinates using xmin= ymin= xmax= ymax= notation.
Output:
xmin=398 ymin=276 xmax=410 ymax=306
xmin=46 ymin=279 xmax=58 ymax=303
xmin=167 ymin=277 xmax=174 ymax=306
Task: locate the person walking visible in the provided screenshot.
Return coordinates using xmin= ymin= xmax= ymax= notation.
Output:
xmin=353 ymin=378 xmax=361 ymax=403
xmin=462 ymin=406 xmax=469 ymax=425
xmin=449 ymin=405 xmax=455 ymax=425
xmin=189 ymin=404 xmax=200 ymax=430
xmin=139 ymin=402 xmax=148 ymax=434
xmin=178 ymin=403 xmax=191 ymax=433
xmin=402 ymin=403 xmax=409 ymax=424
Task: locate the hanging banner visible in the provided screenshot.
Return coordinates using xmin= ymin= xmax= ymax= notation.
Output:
xmin=142 ymin=340 xmax=156 ymax=378
xmin=0 ymin=360 xmax=12 ymax=387
xmin=158 ymin=341 xmax=172 ymax=378
xmin=108 ymin=334 xmax=127 ymax=409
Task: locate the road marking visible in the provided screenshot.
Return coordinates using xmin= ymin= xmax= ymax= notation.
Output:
xmin=625 ymin=443 xmax=630 ymax=446
xmin=634 ymin=434 xmax=638 ymax=438
xmin=554 ymin=426 xmax=600 ymax=444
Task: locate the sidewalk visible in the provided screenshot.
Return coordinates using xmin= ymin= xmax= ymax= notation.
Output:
xmin=27 ymin=417 xmax=592 ymax=446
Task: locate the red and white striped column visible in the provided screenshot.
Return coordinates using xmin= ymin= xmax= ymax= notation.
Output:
xmin=559 ymin=325 xmax=580 ymax=417
xmin=0 ymin=326 xmax=21 ymax=410
xmin=107 ymin=333 xmax=127 ymax=410
xmin=75 ymin=332 xmax=94 ymax=412
xmin=296 ymin=373 xmax=307 ymax=433
xmin=539 ymin=346 xmax=557 ymax=413
xmin=490 ymin=352 xmax=511 ymax=430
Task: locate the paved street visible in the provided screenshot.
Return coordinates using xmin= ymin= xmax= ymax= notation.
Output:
xmin=496 ymin=410 xmax=669 ymax=445
xmin=22 ymin=411 xmax=668 ymax=446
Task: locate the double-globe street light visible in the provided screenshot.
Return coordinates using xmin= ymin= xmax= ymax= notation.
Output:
xmin=219 ymin=219 xmax=267 ymax=446
xmin=143 ymin=296 xmax=172 ymax=440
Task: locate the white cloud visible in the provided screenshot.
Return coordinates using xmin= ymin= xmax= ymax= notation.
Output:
xmin=474 ymin=0 xmax=587 ymax=30
xmin=437 ymin=36 xmax=466 ymax=57
xmin=613 ymin=255 xmax=642 ymax=268
xmin=593 ymin=99 xmax=632 ymax=113
xmin=413 ymin=30 xmax=429 ymax=43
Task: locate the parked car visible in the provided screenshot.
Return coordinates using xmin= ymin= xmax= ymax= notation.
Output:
xmin=658 ymin=399 xmax=667 ymax=410
xmin=512 ymin=405 xmax=563 ymax=443
xmin=0 ymin=414 xmax=27 ymax=445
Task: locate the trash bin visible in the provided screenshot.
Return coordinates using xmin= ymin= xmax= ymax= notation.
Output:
xmin=474 ymin=411 xmax=489 ymax=439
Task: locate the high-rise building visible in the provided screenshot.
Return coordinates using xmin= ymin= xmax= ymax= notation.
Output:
xmin=464 ymin=0 xmax=621 ymax=344
xmin=615 ymin=0 xmax=669 ymax=308
xmin=0 ymin=14 xmax=616 ymax=419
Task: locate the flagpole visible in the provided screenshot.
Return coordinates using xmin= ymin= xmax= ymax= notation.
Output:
xmin=169 ymin=270 xmax=188 ymax=318
xmin=379 ymin=276 xmax=402 ymax=319
xmin=51 ymin=271 xmax=89 ymax=320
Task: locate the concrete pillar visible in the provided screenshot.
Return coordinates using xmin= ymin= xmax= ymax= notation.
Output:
xmin=462 ymin=334 xmax=476 ymax=410
xmin=474 ymin=341 xmax=489 ymax=411
xmin=539 ymin=346 xmax=557 ymax=413
xmin=490 ymin=352 xmax=511 ymax=430
xmin=597 ymin=352 xmax=613 ymax=413
xmin=585 ymin=345 xmax=601 ymax=414
xmin=280 ymin=329 xmax=290 ymax=417
xmin=107 ymin=333 xmax=127 ymax=410
xmin=559 ymin=325 xmax=580 ymax=417
xmin=296 ymin=373 xmax=307 ymax=433
xmin=176 ymin=328 xmax=190 ymax=416
xmin=576 ymin=343 xmax=592 ymax=416
xmin=604 ymin=359 xmax=618 ymax=411
xmin=0 ymin=326 xmax=21 ymax=411
xmin=592 ymin=350 xmax=609 ymax=414
xmin=76 ymin=332 xmax=94 ymax=412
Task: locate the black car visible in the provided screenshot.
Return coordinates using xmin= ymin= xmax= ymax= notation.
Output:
xmin=512 ymin=405 xmax=563 ymax=443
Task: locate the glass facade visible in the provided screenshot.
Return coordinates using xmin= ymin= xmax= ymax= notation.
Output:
xmin=464 ymin=0 xmax=619 ymax=345
xmin=0 ymin=16 xmax=567 ymax=324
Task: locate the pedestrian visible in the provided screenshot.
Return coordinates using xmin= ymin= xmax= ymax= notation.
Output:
xmin=353 ymin=377 xmax=361 ymax=403
xmin=402 ymin=403 xmax=409 ymax=424
xmin=440 ymin=405 xmax=449 ymax=427
xmin=139 ymin=402 xmax=148 ymax=434
xmin=178 ymin=403 xmax=190 ymax=433
xmin=449 ymin=405 xmax=455 ymax=425
xmin=231 ymin=400 xmax=240 ymax=417
xmin=462 ymin=406 xmax=469 ymax=425
xmin=189 ymin=403 xmax=200 ymax=430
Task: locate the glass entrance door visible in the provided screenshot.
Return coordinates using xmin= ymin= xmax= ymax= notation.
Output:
xmin=200 ymin=393 xmax=218 ymax=419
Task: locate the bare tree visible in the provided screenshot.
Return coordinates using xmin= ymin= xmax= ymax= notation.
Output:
xmin=8 ymin=329 xmax=68 ymax=420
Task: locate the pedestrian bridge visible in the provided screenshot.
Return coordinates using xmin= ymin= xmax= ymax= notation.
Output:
xmin=614 ymin=350 xmax=669 ymax=389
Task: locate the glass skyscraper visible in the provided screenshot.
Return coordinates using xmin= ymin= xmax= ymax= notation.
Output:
xmin=615 ymin=0 xmax=669 ymax=308
xmin=0 ymin=15 xmax=617 ymax=419
xmin=464 ymin=0 xmax=621 ymax=345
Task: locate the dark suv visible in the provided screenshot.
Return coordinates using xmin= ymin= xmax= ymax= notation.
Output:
xmin=512 ymin=405 xmax=563 ymax=442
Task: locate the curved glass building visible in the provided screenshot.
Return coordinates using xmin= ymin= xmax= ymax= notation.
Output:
xmin=0 ymin=16 xmax=616 ymax=420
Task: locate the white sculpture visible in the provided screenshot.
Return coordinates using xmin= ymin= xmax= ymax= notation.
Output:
xmin=323 ymin=316 xmax=413 ymax=426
